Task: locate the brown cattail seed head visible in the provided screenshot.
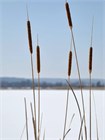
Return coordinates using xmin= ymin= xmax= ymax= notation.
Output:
xmin=68 ymin=51 xmax=72 ymax=77
xmin=65 ymin=2 xmax=73 ymax=28
xmin=89 ymin=47 xmax=93 ymax=73
xmin=27 ymin=20 xmax=33 ymax=54
xmin=37 ymin=46 xmax=40 ymax=73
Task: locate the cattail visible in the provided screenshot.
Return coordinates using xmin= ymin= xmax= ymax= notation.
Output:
xmin=68 ymin=51 xmax=72 ymax=77
xmin=27 ymin=20 xmax=33 ymax=54
xmin=89 ymin=47 xmax=93 ymax=73
xmin=65 ymin=2 xmax=73 ymax=28
xmin=65 ymin=1 xmax=87 ymax=139
xmin=36 ymin=46 xmax=40 ymax=73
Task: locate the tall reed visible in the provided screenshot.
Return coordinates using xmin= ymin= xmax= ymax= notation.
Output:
xmin=26 ymin=5 xmax=37 ymax=140
xmin=65 ymin=1 xmax=87 ymax=139
xmin=89 ymin=18 xmax=94 ymax=140
xmin=89 ymin=47 xmax=93 ymax=140
xmin=63 ymin=37 xmax=72 ymax=140
xmin=36 ymin=35 xmax=41 ymax=140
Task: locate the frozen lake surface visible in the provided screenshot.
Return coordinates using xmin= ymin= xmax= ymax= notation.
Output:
xmin=0 ymin=90 xmax=105 ymax=140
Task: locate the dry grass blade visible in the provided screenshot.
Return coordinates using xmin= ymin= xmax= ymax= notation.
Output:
xmin=24 ymin=98 xmax=29 ymax=140
xmin=65 ymin=1 xmax=73 ymax=28
xmin=69 ymin=113 xmax=75 ymax=128
xmin=64 ymin=113 xmax=75 ymax=139
xmin=63 ymin=128 xmax=71 ymax=139
xmin=43 ymin=129 xmax=45 ymax=140
xmin=20 ymin=123 xmax=26 ymax=140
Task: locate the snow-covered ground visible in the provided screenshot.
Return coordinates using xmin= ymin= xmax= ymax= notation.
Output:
xmin=0 ymin=90 xmax=105 ymax=140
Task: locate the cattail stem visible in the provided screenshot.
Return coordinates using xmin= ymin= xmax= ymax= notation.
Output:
xmin=63 ymin=33 xmax=73 ymax=140
xmin=89 ymin=47 xmax=93 ymax=140
xmin=26 ymin=5 xmax=37 ymax=140
xmin=89 ymin=48 xmax=93 ymax=138
xmin=70 ymin=28 xmax=87 ymax=140
xmin=78 ymin=115 xmax=84 ymax=140
xmin=66 ymin=80 xmax=83 ymax=140
xmin=89 ymin=18 xmax=94 ymax=140
xmin=38 ymin=73 xmax=40 ymax=140
xmin=30 ymin=54 xmax=37 ymax=140
xmin=39 ymin=113 xmax=43 ymax=138
xmin=30 ymin=103 xmax=37 ymax=140
xmin=65 ymin=1 xmax=87 ymax=138
xmin=24 ymin=98 xmax=29 ymax=140
xmin=63 ymin=77 xmax=70 ymax=140
xmin=89 ymin=73 xmax=92 ymax=140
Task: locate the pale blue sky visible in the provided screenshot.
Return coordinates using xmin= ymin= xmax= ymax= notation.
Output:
xmin=0 ymin=0 xmax=105 ymax=79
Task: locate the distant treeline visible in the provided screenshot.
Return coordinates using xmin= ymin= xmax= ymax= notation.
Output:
xmin=0 ymin=77 xmax=105 ymax=89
